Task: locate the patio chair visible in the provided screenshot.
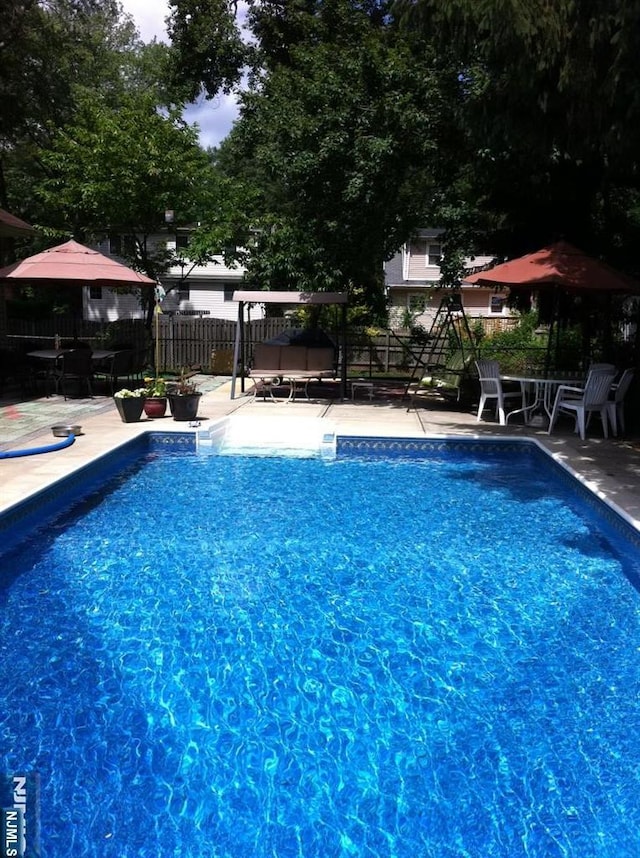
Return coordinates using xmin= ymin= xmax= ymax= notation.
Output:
xmin=587 ymin=362 xmax=616 ymax=372
xmin=548 ymin=367 xmax=617 ymax=440
xmin=94 ymin=349 xmax=133 ymax=395
xmin=129 ymin=346 xmax=151 ymax=384
xmin=56 ymin=349 xmax=94 ymax=400
xmin=475 ymin=359 xmax=525 ymax=426
xmin=607 ymin=368 xmax=635 ymax=437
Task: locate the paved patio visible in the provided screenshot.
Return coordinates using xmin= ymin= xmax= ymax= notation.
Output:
xmin=2 ymin=376 xmax=640 ymax=530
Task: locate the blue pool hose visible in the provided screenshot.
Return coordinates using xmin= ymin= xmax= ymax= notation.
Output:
xmin=0 ymin=433 xmax=76 ymax=459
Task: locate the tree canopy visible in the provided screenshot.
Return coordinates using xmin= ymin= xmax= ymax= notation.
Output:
xmin=170 ymin=0 xmax=449 ymax=321
xmin=392 ymin=0 xmax=640 ymax=269
xmin=5 ymin=0 xmax=640 ymax=326
xmin=169 ymin=0 xmax=640 ymax=286
xmin=1 ymin=2 xmax=220 ymax=272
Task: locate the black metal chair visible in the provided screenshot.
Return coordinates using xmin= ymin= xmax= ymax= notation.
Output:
xmin=129 ymin=346 xmax=151 ymax=384
xmin=94 ymin=349 xmax=133 ymax=395
xmin=56 ymin=349 xmax=94 ymax=399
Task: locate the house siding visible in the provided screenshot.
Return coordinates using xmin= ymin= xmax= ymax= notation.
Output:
xmin=84 ymin=234 xmax=257 ymax=323
xmin=385 ymin=230 xmax=513 ymax=329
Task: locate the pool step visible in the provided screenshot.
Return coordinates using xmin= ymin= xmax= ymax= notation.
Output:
xmin=197 ymin=416 xmax=336 ymax=459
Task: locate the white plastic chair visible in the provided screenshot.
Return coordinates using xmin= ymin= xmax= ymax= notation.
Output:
xmin=607 ymin=368 xmax=635 ymax=437
xmin=475 ymin=360 xmax=525 ymax=426
xmin=548 ymin=368 xmax=617 ymax=440
xmin=587 ymin=362 xmax=616 ymax=372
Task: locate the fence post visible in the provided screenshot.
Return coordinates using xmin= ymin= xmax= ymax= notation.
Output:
xmin=168 ymin=314 xmax=175 ymax=371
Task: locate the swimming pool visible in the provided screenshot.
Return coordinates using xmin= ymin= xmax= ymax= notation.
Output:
xmin=1 ymin=435 xmax=640 ymax=857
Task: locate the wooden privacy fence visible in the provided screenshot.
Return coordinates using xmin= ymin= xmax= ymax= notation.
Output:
xmin=154 ymin=316 xmax=291 ymax=371
xmin=153 ymin=319 xmax=432 ymax=374
xmin=7 ymin=314 xmax=518 ymax=375
xmin=153 ymin=319 xmax=470 ymax=375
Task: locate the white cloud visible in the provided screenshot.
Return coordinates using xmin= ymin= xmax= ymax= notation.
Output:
xmin=120 ymin=0 xmax=170 ymax=43
xmin=184 ymin=93 xmax=240 ymax=150
xmin=119 ymin=0 xmax=240 ymax=148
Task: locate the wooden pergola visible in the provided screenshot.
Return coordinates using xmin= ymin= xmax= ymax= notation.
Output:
xmin=230 ymin=290 xmax=349 ymax=399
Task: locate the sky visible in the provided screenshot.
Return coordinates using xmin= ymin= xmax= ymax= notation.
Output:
xmin=118 ymin=0 xmax=240 ymax=149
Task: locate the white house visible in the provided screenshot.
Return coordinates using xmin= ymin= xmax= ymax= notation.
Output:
xmin=84 ymin=227 xmax=512 ymax=330
xmin=385 ymin=229 xmax=513 ymax=329
xmin=83 ymin=232 xmax=257 ymax=322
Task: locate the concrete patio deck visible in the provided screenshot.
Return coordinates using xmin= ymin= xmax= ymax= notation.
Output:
xmin=2 ymin=376 xmax=640 ymax=531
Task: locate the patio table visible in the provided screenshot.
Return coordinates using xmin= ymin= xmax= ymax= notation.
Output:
xmin=27 ymin=349 xmax=119 ymax=396
xmin=27 ymin=349 xmax=116 ymax=362
xmin=500 ymin=373 xmax=583 ymax=423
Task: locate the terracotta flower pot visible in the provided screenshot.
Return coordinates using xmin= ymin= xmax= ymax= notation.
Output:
xmin=143 ymin=396 xmax=168 ymax=418
xmin=114 ymin=396 xmax=145 ymax=423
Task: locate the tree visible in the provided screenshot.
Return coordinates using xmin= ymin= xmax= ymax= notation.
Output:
xmin=170 ymin=0 xmax=445 ymax=323
xmin=393 ymin=0 xmax=640 ymax=270
xmin=33 ymin=89 xmax=220 ymax=319
xmin=0 ymin=0 xmax=150 ymax=223
xmin=0 ymin=0 xmax=194 ymax=219
xmin=166 ymin=0 xmax=247 ymax=99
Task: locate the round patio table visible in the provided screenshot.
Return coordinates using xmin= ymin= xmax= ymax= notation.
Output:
xmin=500 ymin=373 xmax=583 ymax=423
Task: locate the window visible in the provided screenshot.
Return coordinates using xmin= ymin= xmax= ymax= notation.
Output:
xmin=224 ymin=285 xmax=235 ymax=302
xmin=408 ymin=294 xmax=427 ymax=312
xmin=109 ymin=234 xmax=136 ymax=256
xmin=490 ymin=295 xmax=506 ymax=314
xmin=427 ymin=243 xmax=442 ymax=266
xmin=123 ymin=234 xmax=136 ymax=256
xmin=177 ymin=284 xmax=190 ymax=301
xmin=176 ymin=234 xmax=190 ymax=251
xmin=89 ymin=285 xmax=102 ymax=300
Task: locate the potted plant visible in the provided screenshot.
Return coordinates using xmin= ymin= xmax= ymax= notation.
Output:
xmin=167 ymin=372 xmax=202 ymax=421
xmin=113 ymin=388 xmax=147 ymax=423
xmin=142 ymin=377 xmax=168 ymax=418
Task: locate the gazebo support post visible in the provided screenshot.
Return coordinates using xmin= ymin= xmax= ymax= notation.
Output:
xmin=340 ymin=302 xmax=348 ymax=400
xmin=230 ymin=300 xmax=244 ymax=400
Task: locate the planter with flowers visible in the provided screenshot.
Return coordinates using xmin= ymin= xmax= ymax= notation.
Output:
xmin=142 ymin=377 xmax=168 ymax=418
xmin=167 ymin=373 xmax=202 ymax=422
xmin=113 ymin=388 xmax=147 ymax=423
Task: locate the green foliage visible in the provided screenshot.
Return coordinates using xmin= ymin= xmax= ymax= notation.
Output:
xmin=167 ymin=0 xmax=247 ymax=99
xmin=182 ymin=0 xmax=443 ymax=324
xmin=144 ymin=376 xmax=167 ymax=397
xmin=0 ymin=0 xmax=127 ymax=148
xmin=477 ymin=313 xmax=545 ymax=372
xmin=476 ymin=312 xmax=590 ymax=373
xmin=393 ymin=0 xmax=640 ymax=269
xmin=30 ymin=89 xmax=220 ymax=326
xmin=37 ymin=91 xmax=212 ymax=238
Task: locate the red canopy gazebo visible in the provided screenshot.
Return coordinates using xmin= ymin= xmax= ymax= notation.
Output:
xmin=0 ymin=239 xmax=155 ymax=287
xmin=465 ymin=241 xmax=640 ymax=370
xmin=464 ymin=241 xmax=640 ymax=294
xmin=0 ymin=238 xmax=156 ymax=350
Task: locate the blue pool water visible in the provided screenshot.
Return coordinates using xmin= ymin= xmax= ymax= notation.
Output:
xmin=2 ymin=439 xmax=640 ymax=857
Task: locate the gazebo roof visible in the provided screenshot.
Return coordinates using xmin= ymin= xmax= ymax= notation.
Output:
xmin=0 ymin=208 xmax=34 ymax=238
xmin=464 ymin=241 xmax=640 ymax=293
